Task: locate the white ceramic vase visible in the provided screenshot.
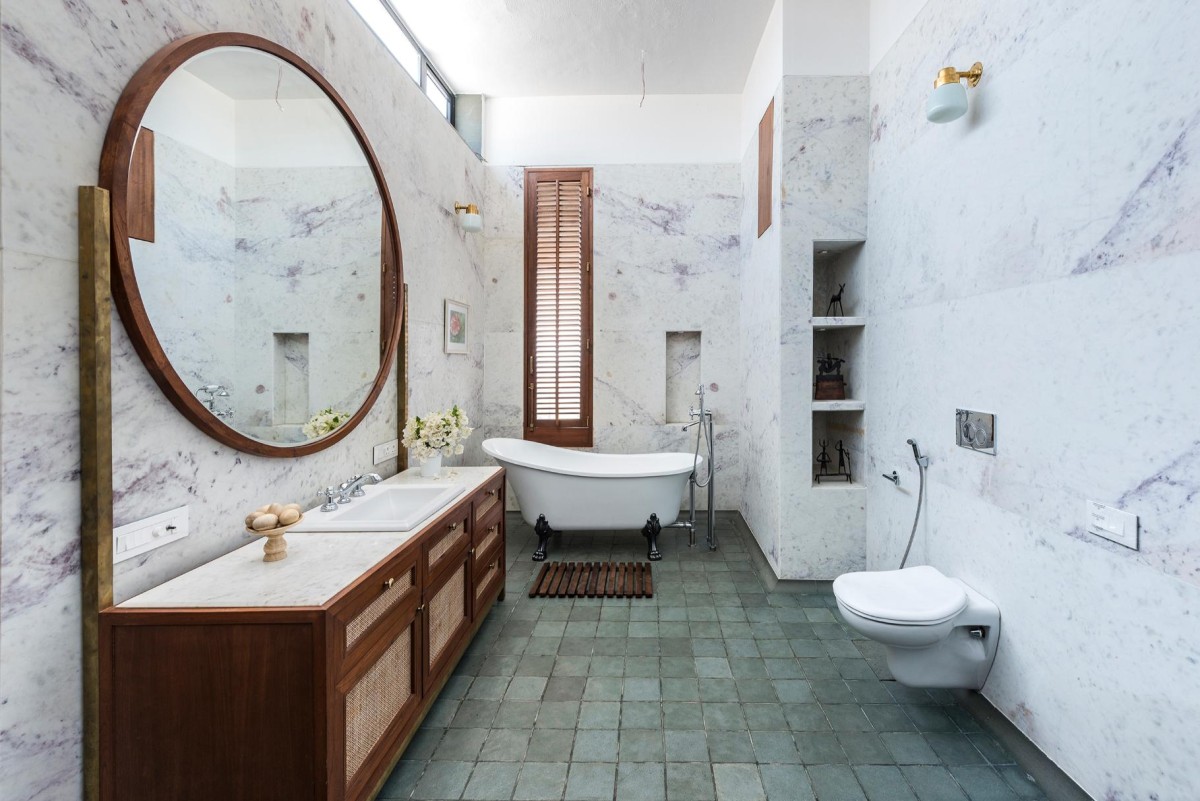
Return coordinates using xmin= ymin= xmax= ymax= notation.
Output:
xmin=420 ymin=452 xmax=443 ymax=478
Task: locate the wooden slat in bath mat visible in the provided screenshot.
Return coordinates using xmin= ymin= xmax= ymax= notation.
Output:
xmin=529 ymin=561 xmax=654 ymax=599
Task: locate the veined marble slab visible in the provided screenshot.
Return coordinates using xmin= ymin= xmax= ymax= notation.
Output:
xmin=119 ymin=467 xmax=499 ymax=608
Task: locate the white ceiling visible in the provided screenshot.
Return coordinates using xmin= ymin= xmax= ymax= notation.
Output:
xmin=184 ymin=48 xmax=327 ymax=100
xmin=390 ymin=0 xmax=776 ymax=96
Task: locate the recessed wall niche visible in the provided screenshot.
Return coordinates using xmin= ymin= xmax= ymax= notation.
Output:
xmin=273 ymin=332 xmax=310 ymax=425
xmin=666 ymin=331 xmax=701 ymax=423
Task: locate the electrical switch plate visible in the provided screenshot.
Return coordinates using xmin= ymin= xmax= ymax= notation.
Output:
xmin=113 ymin=505 xmax=189 ymax=564
xmin=1086 ymin=501 xmax=1139 ymax=550
xmin=373 ymin=438 xmax=400 ymax=464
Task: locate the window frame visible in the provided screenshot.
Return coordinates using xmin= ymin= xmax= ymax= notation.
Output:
xmin=349 ymin=0 xmax=455 ymax=123
xmin=523 ymin=167 xmax=595 ymax=448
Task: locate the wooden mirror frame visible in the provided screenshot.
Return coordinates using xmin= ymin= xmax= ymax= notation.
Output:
xmin=98 ymin=32 xmax=403 ymax=457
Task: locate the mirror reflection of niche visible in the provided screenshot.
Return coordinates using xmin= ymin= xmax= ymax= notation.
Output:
xmin=127 ymin=48 xmax=383 ymax=445
xmin=271 ymin=333 xmax=309 ymax=440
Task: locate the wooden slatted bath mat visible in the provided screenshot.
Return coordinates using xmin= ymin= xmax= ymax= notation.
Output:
xmin=529 ymin=561 xmax=653 ymax=599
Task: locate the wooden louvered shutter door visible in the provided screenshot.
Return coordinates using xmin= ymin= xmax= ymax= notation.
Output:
xmin=524 ymin=168 xmax=593 ymax=447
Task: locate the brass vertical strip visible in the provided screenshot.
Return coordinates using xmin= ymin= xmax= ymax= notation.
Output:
xmin=78 ymin=186 xmax=113 ymax=801
xmin=398 ymin=282 xmax=409 ymax=471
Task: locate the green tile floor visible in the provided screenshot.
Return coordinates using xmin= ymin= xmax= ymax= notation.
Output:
xmin=378 ymin=513 xmax=1048 ymax=801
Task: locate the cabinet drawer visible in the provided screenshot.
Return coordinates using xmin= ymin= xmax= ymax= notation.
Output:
xmin=474 ymin=552 xmax=504 ymax=611
xmin=334 ymin=549 xmax=418 ymax=668
xmin=472 ymin=509 xmax=503 ymax=558
xmin=423 ymin=507 xmax=470 ymax=579
xmin=472 ymin=474 xmax=504 ymax=526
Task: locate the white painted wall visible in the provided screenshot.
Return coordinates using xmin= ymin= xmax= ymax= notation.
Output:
xmin=868 ymin=0 xmax=928 ymax=70
xmin=482 ymin=93 xmax=741 ymax=165
xmin=782 ymin=0 xmax=869 ymax=77
xmin=740 ymin=0 xmax=783 ymax=154
xmin=142 ymin=69 xmax=236 ymax=164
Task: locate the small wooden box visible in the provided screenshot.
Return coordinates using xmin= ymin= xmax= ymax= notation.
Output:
xmin=814 ymin=376 xmax=846 ymax=400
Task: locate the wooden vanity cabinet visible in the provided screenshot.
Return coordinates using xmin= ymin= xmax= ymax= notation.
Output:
xmin=100 ymin=471 xmax=506 ymax=801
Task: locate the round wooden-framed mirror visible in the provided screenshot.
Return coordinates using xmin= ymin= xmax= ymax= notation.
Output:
xmin=99 ymin=32 xmax=403 ymax=457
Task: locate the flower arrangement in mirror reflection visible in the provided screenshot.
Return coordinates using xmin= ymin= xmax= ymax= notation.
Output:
xmin=303 ymin=407 xmax=352 ymax=439
xmin=402 ymin=405 xmax=473 ymax=461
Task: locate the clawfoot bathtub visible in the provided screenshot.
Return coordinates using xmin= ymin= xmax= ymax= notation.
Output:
xmin=482 ymin=438 xmax=701 ymax=561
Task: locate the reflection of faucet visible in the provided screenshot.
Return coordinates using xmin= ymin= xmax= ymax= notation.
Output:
xmin=195 ymin=384 xmax=233 ymax=419
xmin=338 ymin=473 xmax=383 ymax=503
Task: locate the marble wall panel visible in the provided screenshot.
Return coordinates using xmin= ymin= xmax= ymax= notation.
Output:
xmin=865 ymin=0 xmax=1200 ymax=796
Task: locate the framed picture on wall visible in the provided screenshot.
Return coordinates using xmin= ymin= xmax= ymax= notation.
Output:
xmin=444 ymin=299 xmax=469 ymax=354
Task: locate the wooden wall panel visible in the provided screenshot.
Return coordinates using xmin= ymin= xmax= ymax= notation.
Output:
xmin=128 ymin=128 xmax=155 ymax=242
xmin=757 ymin=100 xmax=774 ymax=237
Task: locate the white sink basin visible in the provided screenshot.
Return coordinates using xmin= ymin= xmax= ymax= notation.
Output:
xmin=291 ymin=483 xmax=465 ymax=533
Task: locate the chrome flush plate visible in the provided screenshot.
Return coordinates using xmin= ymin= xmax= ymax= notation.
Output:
xmin=956 ymin=409 xmax=996 ymax=454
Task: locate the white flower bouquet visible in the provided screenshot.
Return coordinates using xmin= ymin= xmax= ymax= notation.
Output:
xmin=402 ymin=405 xmax=473 ymax=461
xmin=303 ymin=407 xmax=352 ymax=439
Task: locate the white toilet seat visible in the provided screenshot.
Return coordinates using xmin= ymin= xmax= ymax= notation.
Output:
xmin=833 ymin=565 xmax=968 ymax=626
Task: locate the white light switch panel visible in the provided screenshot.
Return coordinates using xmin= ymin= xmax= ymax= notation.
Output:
xmin=373 ymin=438 xmax=400 ymax=464
xmin=1087 ymin=501 xmax=1139 ymax=550
xmin=113 ymin=505 xmax=189 ymax=564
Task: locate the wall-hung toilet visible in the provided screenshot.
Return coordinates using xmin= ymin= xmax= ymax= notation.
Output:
xmin=832 ymin=566 xmax=1000 ymax=690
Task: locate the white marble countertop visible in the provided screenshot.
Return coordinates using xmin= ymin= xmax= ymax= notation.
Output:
xmin=119 ymin=466 xmax=501 ymax=609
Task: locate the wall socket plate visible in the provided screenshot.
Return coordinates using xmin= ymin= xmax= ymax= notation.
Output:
xmin=1087 ymin=501 xmax=1139 ymax=550
xmin=956 ymin=409 xmax=996 ymax=454
xmin=114 ymin=505 xmax=189 ymax=564
xmin=373 ymin=438 xmax=400 ymax=464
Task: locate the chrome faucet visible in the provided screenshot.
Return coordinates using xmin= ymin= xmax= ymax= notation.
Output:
xmin=339 ymin=473 xmax=383 ymax=502
xmin=195 ymin=384 xmax=233 ymax=419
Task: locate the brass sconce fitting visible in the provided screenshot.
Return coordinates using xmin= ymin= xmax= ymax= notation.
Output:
xmin=454 ymin=202 xmax=479 ymax=215
xmin=934 ymin=62 xmax=984 ymax=89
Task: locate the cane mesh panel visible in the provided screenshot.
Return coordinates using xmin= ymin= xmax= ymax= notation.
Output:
xmin=429 ymin=525 xmax=467 ymax=570
xmin=429 ymin=565 xmax=467 ymax=667
xmin=345 ymin=571 xmax=412 ymax=650
xmin=344 ymin=628 xmax=412 ymax=785
xmin=476 ymin=559 xmax=500 ymax=603
xmin=475 ymin=522 xmax=501 ymax=561
xmin=474 ymin=491 xmax=500 ymax=524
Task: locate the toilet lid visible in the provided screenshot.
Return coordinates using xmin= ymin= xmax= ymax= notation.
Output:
xmin=834 ymin=566 xmax=968 ymax=625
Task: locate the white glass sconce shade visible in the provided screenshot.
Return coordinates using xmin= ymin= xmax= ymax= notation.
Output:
xmin=454 ymin=202 xmax=483 ymax=233
xmin=927 ymin=81 xmax=968 ymax=123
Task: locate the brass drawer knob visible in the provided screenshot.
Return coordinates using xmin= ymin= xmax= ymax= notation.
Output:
xmin=488 ymin=525 xmax=498 ymax=534
xmin=485 ymin=489 xmax=497 ymax=497
xmin=448 ymin=522 xmax=460 ymax=531
xmin=488 ymin=561 xmax=497 ymax=570
xmin=469 ymin=547 xmax=476 ymax=557
xmin=384 ymin=577 xmax=395 ymax=590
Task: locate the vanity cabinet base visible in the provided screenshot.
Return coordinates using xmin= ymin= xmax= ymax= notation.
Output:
xmin=100 ymin=472 xmax=505 ymax=801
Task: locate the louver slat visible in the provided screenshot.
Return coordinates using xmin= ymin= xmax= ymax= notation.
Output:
xmin=524 ymin=169 xmax=593 ymax=447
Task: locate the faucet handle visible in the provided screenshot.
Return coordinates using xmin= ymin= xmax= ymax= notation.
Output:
xmin=320 ymin=487 xmax=339 ymax=512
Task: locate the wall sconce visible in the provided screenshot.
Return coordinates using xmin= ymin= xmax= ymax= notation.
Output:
xmin=454 ymin=202 xmax=483 ymax=233
xmin=926 ymin=62 xmax=983 ymax=123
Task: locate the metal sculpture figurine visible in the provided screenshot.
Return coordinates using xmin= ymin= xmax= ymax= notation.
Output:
xmin=835 ymin=440 xmax=853 ymax=482
xmin=826 ymin=283 xmax=846 ymax=316
xmin=815 ymin=439 xmax=833 ymax=482
xmin=816 ymin=353 xmax=846 ymax=377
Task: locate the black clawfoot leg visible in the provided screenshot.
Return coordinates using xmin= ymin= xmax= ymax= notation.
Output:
xmin=534 ymin=515 xmax=553 ymax=562
xmin=642 ymin=513 xmax=663 ymax=561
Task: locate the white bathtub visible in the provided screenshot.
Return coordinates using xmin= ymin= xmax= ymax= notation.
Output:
xmin=482 ymin=438 xmax=701 ymax=561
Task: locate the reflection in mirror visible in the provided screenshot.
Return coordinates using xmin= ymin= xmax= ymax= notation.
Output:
xmin=127 ymin=46 xmax=384 ymax=445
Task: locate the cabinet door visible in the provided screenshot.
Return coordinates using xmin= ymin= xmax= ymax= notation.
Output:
xmin=422 ymin=552 xmax=472 ymax=694
xmin=338 ymin=608 xmax=421 ymax=800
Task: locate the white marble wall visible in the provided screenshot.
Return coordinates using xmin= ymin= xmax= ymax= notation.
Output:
xmin=233 ymin=164 xmax=382 ymax=430
xmin=0 ymin=2 xmax=486 ymax=798
xmin=865 ymin=0 xmax=1200 ymax=797
xmin=482 ymin=164 xmax=744 ymax=511
xmin=737 ymin=84 xmax=785 ymax=569
xmin=778 ymin=76 xmax=870 ymax=579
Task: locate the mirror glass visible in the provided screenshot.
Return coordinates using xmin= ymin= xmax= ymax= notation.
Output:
xmin=127 ymin=46 xmax=388 ymax=446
